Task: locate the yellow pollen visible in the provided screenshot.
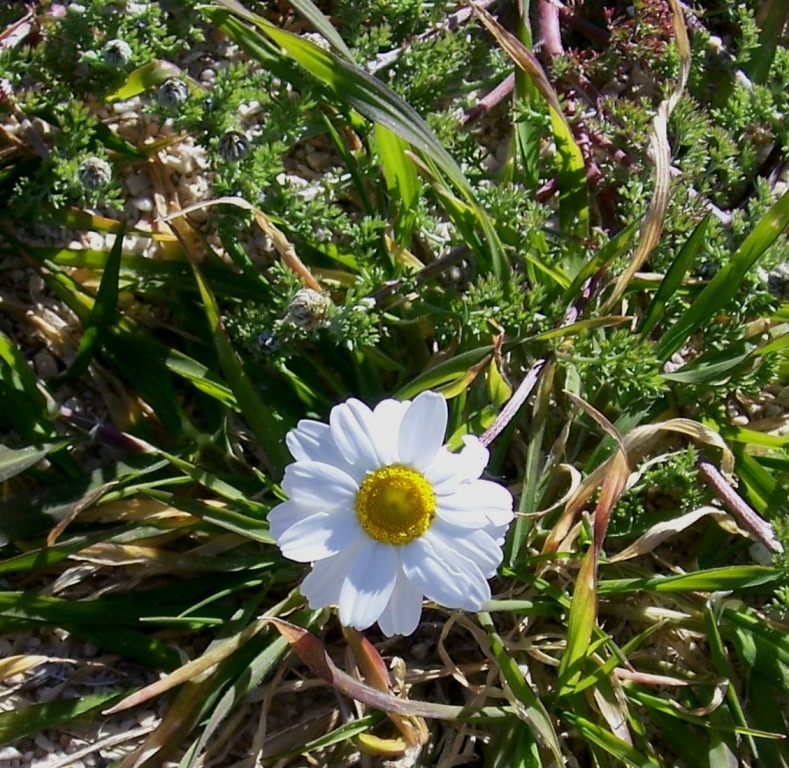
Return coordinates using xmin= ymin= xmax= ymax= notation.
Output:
xmin=355 ymin=464 xmax=436 ymax=545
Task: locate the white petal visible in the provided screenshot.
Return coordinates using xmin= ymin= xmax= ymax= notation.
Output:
xmin=268 ymin=499 xmax=320 ymax=541
xmin=371 ymin=399 xmax=410 ymax=465
xmin=338 ymin=541 xmax=397 ymax=630
xmin=398 ymin=391 xmax=447 ymax=468
xmin=425 ymin=435 xmax=489 ymax=495
xmin=377 ymin=566 xmax=424 ymax=637
xmin=286 ymin=419 xmax=348 ymax=468
xmin=281 ymin=461 xmax=358 ymax=508
xmin=329 ymin=399 xmax=381 ymax=480
xmin=301 ymin=534 xmax=367 ymax=608
xmin=435 ymin=479 xmax=514 ymax=528
xmin=276 ymin=510 xmax=359 ymax=562
xmin=429 ymin=517 xmax=504 ymax=578
xmin=401 ymin=534 xmax=490 ymax=611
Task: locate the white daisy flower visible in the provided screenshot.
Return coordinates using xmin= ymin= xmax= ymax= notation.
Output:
xmin=269 ymin=391 xmax=514 ymax=636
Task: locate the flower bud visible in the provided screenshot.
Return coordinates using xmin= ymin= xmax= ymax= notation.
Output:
xmin=77 ymin=157 xmax=112 ymax=190
xmin=217 ymin=130 xmax=250 ymax=162
xmin=157 ymin=78 xmax=188 ymax=109
xmin=103 ymin=39 xmax=132 ymax=68
xmin=285 ymin=288 xmax=332 ymax=330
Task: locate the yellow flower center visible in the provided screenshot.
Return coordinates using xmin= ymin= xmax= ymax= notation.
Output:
xmin=355 ymin=464 xmax=436 ymax=545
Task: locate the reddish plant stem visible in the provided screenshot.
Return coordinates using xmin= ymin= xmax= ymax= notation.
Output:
xmin=557 ymin=5 xmax=611 ymax=46
xmin=696 ymin=453 xmax=783 ymax=554
xmin=464 ymin=72 xmax=515 ymax=124
xmin=536 ymin=0 xmax=563 ymax=59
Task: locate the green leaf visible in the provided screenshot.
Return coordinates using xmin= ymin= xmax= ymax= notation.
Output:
xmin=61 ymin=227 xmax=125 ymax=382
xmin=477 ymin=612 xmax=564 ymax=764
xmin=598 ymin=566 xmax=782 ymax=595
xmin=556 ymin=550 xmax=598 ymax=696
xmin=286 ymin=0 xmax=355 ymax=60
xmin=734 ymin=449 xmax=789 ymax=519
xmin=395 ymin=346 xmax=493 ymax=400
xmin=562 ymin=223 xmax=638 ymax=304
xmin=744 ymin=0 xmax=789 ymax=84
xmin=208 ymin=0 xmax=508 ymax=280
xmin=561 ymin=712 xmax=659 ymax=767
xmin=0 ymin=331 xmax=53 ymax=439
xmin=0 ymin=443 xmax=56 ymax=483
xmin=375 ymin=123 xmax=421 ymax=246
xmin=104 ymin=60 xmax=182 ymax=102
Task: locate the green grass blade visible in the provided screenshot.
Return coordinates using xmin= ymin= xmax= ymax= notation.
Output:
xmin=733 ymin=449 xmax=789 ymax=519
xmin=598 ymin=565 xmax=781 ymax=595
xmin=561 ymin=712 xmax=659 ymax=767
xmin=0 ymin=692 xmax=124 ymax=747
xmin=657 ymin=190 xmax=789 ymax=360
xmin=62 ymin=228 xmax=124 ymax=382
xmin=286 ymin=0 xmax=355 ymax=59
xmin=640 ymin=214 xmax=710 ymax=336
xmin=375 ymin=123 xmax=421 ymax=246
xmin=472 ymin=3 xmax=588 ymax=242
xmin=190 ymin=261 xmax=288 ymax=473
xmin=209 ymin=0 xmax=508 ymax=279
xmin=104 ymin=60 xmax=181 ymax=102
xmin=0 ymin=443 xmax=56 ymax=483
xmin=704 ymin=603 xmax=757 ymax=759
xmin=512 ymin=10 xmax=542 ymax=190
xmin=477 ymin=612 xmax=564 ymax=764
xmin=562 ymin=223 xmax=638 ymax=304
xmin=0 ymin=330 xmax=53 ymax=440
xmin=556 ymin=549 xmax=598 ymax=696
xmin=744 ymin=0 xmax=789 ymax=84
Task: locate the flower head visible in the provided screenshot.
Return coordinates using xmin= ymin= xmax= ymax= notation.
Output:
xmin=269 ymin=391 xmax=514 ymax=636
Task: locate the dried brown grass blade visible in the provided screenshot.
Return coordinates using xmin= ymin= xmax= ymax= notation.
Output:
xmin=601 ymin=0 xmax=690 ymax=311
xmin=0 ymin=654 xmax=50 ymax=680
xmin=543 ymin=418 xmax=734 ymax=554
xmin=160 ymin=197 xmax=322 ymax=291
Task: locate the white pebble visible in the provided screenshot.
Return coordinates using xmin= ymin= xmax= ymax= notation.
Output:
xmin=162 ymin=153 xmax=188 ymax=175
xmin=131 ymin=195 xmax=153 ymax=212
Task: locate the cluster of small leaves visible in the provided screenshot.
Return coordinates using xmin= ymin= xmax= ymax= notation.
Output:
xmin=608 ymin=446 xmax=704 ymax=538
xmin=431 ymin=270 xmax=549 ymax=349
xmin=326 ymin=0 xmax=449 ymax=59
xmin=18 ymin=0 xmax=195 ymax=98
xmin=9 ymin=101 xmax=123 ymax=213
xmin=566 ymin=328 xmax=667 ymax=414
xmin=224 ymin=262 xmax=385 ymax=365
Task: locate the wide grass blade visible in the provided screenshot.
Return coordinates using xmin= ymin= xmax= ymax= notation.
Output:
xmin=208 ymin=0 xmax=508 ymax=279
xmin=0 ymin=693 xmax=124 ymax=747
xmin=598 ymin=565 xmax=781 ymax=594
xmin=640 ymin=215 xmax=710 ymax=336
xmin=104 ymin=60 xmax=182 ymax=102
xmin=286 ymin=0 xmax=355 ymax=59
xmin=657 ymin=190 xmax=789 ymax=360
xmin=375 ymin=124 xmax=421 ymax=246
xmin=190 ymin=261 xmax=288 ymax=473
